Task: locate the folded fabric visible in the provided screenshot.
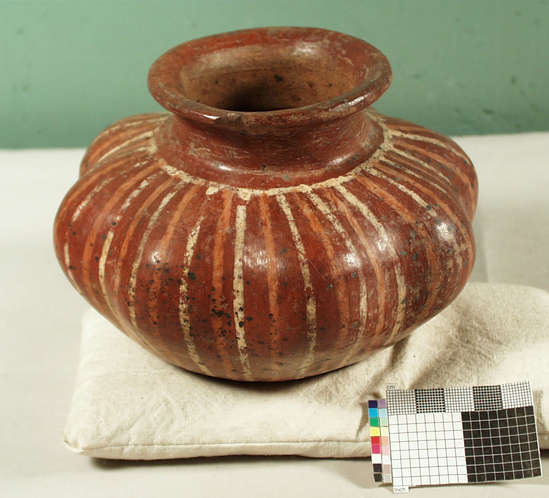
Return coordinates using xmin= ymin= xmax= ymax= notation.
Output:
xmin=63 ymin=283 xmax=549 ymax=460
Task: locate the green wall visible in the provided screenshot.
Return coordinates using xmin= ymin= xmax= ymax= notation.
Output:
xmin=2 ymin=0 xmax=548 ymax=148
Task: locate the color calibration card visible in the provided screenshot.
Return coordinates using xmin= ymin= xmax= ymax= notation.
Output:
xmin=369 ymin=381 xmax=542 ymax=493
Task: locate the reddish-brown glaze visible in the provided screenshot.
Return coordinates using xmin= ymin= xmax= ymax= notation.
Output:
xmin=54 ymin=28 xmax=478 ymax=381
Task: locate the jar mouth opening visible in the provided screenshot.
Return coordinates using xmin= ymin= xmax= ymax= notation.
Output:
xmin=148 ymin=27 xmax=392 ymax=129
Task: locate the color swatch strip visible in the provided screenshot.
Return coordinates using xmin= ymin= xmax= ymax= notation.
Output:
xmin=369 ymin=399 xmax=392 ymax=483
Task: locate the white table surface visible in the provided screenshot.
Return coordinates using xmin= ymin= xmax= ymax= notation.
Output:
xmin=1 ymin=132 xmax=548 ymax=497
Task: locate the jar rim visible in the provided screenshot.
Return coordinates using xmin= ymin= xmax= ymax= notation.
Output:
xmin=147 ymin=27 xmax=392 ymax=131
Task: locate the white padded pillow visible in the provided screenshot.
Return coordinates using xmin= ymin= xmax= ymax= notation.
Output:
xmin=63 ymin=283 xmax=549 ymax=460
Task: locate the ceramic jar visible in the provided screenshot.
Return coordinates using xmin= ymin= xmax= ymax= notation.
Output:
xmin=54 ymin=28 xmax=477 ymax=381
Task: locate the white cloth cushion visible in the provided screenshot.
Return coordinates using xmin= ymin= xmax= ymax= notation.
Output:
xmin=63 ymin=283 xmax=549 ymax=460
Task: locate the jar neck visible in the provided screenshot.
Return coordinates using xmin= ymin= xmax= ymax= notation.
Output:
xmin=148 ymin=28 xmax=392 ymax=188
xmin=163 ymin=109 xmax=383 ymax=189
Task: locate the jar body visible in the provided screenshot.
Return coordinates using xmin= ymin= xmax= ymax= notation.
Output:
xmin=54 ymin=109 xmax=476 ymax=381
xmin=54 ymin=28 xmax=477 ymax=381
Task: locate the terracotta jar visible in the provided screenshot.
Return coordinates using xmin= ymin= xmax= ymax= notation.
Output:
xmin=54 ymin=28 xmax=477 ymax=382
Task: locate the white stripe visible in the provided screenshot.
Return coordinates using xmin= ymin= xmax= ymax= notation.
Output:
xmin=70 ymin=177 xmax=113 ymax=222
xmin=380 ymin=156 xmax=449 ymax=197
xmin=93 ymin=114 xmax=169 ymax=142
xmin=128 ymin=191 xmax=177 ymax=329
xmin=333 ymin=184 xmax=407 ymax=344
xmin=276 ymin=194 xmax=317 ymax=373
xmin=178 ymin=215 xmax=214 ymax=376
xmin=386 ymin=135 xmax=472 ymax=190
xmin=120 ymin=177 xmax=153 ymax=210
xmin=95 ymin=131 xmax=154 ymax=165
xmin=388 ymin=129 xmax=470 ymax=163
xmin=132 ymin=138 xmax=158 ymax=157
xmin=98 ymin=231 xmax=114 ymax=303
xmin=63 ymin=243 xmax=79 ymax=290
xmin=360 ymin=168 xmax=443 ymax=324
xmin=369 ymin=168 xmax=433 ymax=211
xmin=307 ymin=191 xmax=369 ymax=366
xmin=161 ymin=163 xmax=197 ymax=184
xmin=369 ymin=167 xmax=467 ymax=273
xmin=98 ymin=175 xmax=157 ymax=318
xmin=63 ymin=176 xmax=114 ymax=290
xmin=386 ymin=147 xmax=452 ymax=187
xmin=233 ymin=204 xmax=253 ymax=380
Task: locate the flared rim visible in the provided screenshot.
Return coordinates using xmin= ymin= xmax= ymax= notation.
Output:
xmin=148 ymin=27 xmax=392 ymax=130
